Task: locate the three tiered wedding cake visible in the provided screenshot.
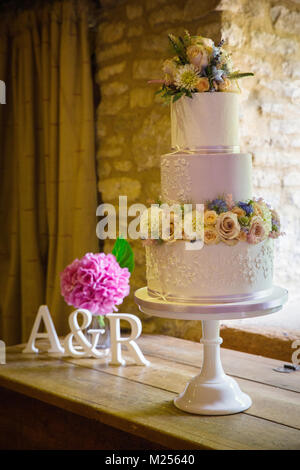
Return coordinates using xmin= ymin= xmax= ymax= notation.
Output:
xmin=141 ymin=32 xmax=283 ymax=304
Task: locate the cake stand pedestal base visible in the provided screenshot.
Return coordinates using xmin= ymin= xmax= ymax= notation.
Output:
xmin=174 ymin=320 xmax=252 ymax=415
xmin=134 ymin=285 xmax=288 ymax=416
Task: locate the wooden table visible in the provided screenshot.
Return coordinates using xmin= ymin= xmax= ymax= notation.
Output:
xmin=0 ymin=334 xmax=299 ymax=450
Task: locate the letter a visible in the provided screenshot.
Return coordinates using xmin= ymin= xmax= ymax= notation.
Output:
xmin=23 ymin=305 xmax=64 ymax=354
xmin=107 ymin=314 xmax=150 ymax=366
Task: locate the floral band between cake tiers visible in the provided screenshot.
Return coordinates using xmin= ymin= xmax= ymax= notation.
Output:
xmin=140 ymin=195 xmax=284 ymax=247
xmin=148 ymin=31 xmax=254 ymax=102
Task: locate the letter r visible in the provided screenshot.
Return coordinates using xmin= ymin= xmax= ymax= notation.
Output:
xmin=107 ymin=314 xmax=150 ymax=366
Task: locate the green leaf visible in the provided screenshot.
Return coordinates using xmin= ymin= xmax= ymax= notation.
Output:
xmin=167 ymin=34 xmax=188 ymax=65
xmin=112 ymin=237 xmax=135 ymax=274
xmin=172 ymin=91 xmax=184 ymax=102
xmin=97 ymin=315 xmax=106 ymax=328
xmin=228 ymin=72 xmax=254 ymax=79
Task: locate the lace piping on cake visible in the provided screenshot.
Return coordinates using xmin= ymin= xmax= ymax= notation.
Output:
xmin=161 ymin=156 xmax=192 ymax=204
xmin=146 ymin=241 xmax=274 ymax=294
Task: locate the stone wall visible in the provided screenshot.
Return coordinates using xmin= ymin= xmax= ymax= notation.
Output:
xmin=219 ymin=0 xmax=300 ymax=303
xmin=95 ymin=0 xmax=300 ymax=339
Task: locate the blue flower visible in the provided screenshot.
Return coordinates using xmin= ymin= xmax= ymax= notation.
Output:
xmin=237 ymin=201 xmax=254 ymax=216
xmin=211 ymin=65 xmax=224 ymax=82
xmin=212 ymin=46 xmax=221 ymax=60
xmin=208 ymin=198 xmax=228 ymax=214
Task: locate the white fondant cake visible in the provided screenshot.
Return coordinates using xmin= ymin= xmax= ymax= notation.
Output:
xmin=171 ymin=93 xmax=239 ymax=151
xmin=144 ymin=92 xmax=276 ymax=304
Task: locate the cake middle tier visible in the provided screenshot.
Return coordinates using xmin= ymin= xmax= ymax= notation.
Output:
xmin=161 ymin=152 xmax=253 ymax=204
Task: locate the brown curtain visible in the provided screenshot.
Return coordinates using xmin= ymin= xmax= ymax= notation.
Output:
xmin=0 ymin=0 xmax=99 ymax=345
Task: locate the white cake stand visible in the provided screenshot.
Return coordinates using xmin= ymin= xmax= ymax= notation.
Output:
xmin=134 ymin=286 xmax=288 ymax=416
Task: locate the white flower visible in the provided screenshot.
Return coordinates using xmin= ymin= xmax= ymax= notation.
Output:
xmin=140 ymin=206 xmax=164 ymax=240
xmin=252 ymin=201 xmax=272 ymax=237
xmin=183 ymin=209 xmax=204 ymax=241
xmin=174 ymin=64 xmax=200 ymax=91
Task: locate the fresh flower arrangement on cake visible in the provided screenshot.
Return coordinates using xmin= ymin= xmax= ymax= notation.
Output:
xmin=140 ymin=196 xmax=284 ymax=247
xmin=149 ymin=31 xmax=254 ymax=102
xmin=204 ymin=195 xmax=283 ymax=246
xmin=60 ymin=238 xmax=134 ymax=327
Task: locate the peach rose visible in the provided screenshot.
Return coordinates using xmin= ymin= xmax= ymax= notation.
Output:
xmin=195 ymin=77 xmax=210 ymax=92
xmin=217 ymin=78 xmax=232 ymax=92
xmin=238 ymin=230 xmax=248 ymax=242
xmin=204 ymin=210 xmax=218 ymax=226
xmin=204 ymin=226 xmax=220 ymax=245
xmin=218 ymin=78 xmax=240 ymax=93
xmin=216 ymin=211 xmax=240 ymax=245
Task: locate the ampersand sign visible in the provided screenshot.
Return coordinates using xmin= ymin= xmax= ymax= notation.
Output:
xmin=64 ymin=309 xmax=106 ymax=358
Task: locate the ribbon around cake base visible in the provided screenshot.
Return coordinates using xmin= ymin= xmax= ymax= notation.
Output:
xmin=169 ymin=145 xmax=240 ymax=155
xmin=147 ymin=288 xmax=274 ymax=304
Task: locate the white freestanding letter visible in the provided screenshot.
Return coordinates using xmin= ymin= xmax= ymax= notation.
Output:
xmin=107 ymin=314 xmax=150 ymax=366
xmin=23 ymin=305 xmax=64 ymax=354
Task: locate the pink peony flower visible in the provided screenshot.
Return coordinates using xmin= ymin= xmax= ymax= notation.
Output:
xmin=60 ymin=253 xmax=130 ymax=315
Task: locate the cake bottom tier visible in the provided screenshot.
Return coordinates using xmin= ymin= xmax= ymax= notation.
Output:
xmin=145 ymin=239 xmax=274 ymax=303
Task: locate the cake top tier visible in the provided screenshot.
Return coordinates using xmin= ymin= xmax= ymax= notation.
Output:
xmin=171 ymin=92 xmax=239 ymax=151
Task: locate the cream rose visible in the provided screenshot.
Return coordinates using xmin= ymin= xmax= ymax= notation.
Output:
xmin=195 ymin=77 xmax=210 ymax=92
xmin=186 ymin=45 xmax=209 ymax=69
xmin=204 ymin=226 xmax=220 ymax=245
xmin=252 ymin=201 xmax=264 ymax=218
xmin=204 ymin=210 xmax=218 ymax=226
xmin=191 ymin=36 xmax=214 ymax=50
xmin=216 ymin=211 xmax=240 ymax=245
